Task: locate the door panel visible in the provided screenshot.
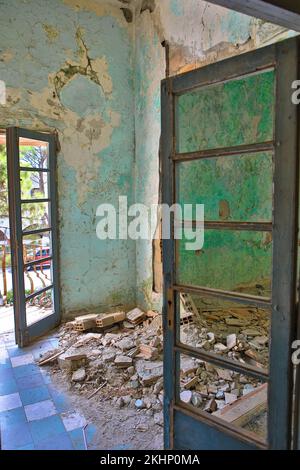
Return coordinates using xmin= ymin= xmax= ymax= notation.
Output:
xmin=6 ymin=128 xmax=60 ymax=346
xmin=162 ymin=37 xmax=299 ymax=450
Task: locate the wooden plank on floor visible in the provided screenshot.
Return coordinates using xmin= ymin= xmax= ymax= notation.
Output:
xmin=212 ymin=383 xmax=268 ymax=427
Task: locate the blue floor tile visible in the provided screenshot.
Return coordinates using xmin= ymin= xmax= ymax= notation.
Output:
xmin=0 ymin=367 xmax=14 ymax=380
xmin=29 ymin=414 xmax=65 ymax=444
xmin=17 ymin=443 xmax=36 ymax=450
xmin=40 ymin=369 xmax=52 ymax=384
xmin=0 ymin=333 xmax=93 ymax=450
xmin=0 ymin=358 xmax=12 ymax=369
xmin=48 ymin=388 xmax=70 ymax=413
xmin=19 ymin=385 xmax=51 ymax=406
xmin=69 ymin=424 xmax=97 ymax=450
xmin=7 ymin=346 xmax=28 ymax=358
xmin=0 ymin=376 xmax=18 ymax=396
xmin=35 ymin=431 xmax=74 ymax=450
xmin=13 ymin=364 xmax=40 ymax=378
xmin=1 ymin=421 xmax=34 ymax=449
xmin=0 ymin=406 xmax=27 ymax=427
xmin=16 ymin=373 xmax=44 ymax=390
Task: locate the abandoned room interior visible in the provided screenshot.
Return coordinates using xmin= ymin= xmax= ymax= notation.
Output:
xmin=0 ymin=0 xmax=300 ymax=453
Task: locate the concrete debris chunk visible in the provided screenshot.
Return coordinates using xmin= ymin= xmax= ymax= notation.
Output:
xmin=102 ymin=350 xmax=117 ymax=363
xmin=96 ymin=311 xmax=125 ymax=329
xmin=115 ymin=337 xmax=135 ymax=352
xmin=139 ymin=344 xmax=159 ymax=360
xmin=191 ymin=392 xmax=202 ymax=407
xmin=72 ymin=368 xmax=86 ymax=382
xmin=216 ymin=368 xmax=233 ymax=381
xmin=214 ymin=343 xmax=228 ymax=353
xmin=153 ymin=378 xmax=163 ymax=395
xmin=114 ymin=355 xmax=133 ymax=368
xmin=154 ymin=412 xmax=163 ymax=427
xmin=126 ymin=308 xmax=146 ymax=325
xmin=207 ymin=332 xmax=215 ymax=343
xmin=180 ymin=356 xmax=198 ymax=376
xmin=224 ymin=392 xmax=238 ymax=405
xmin=136 ymin=360 xmax=163 ymax=386
xmin=226 ymin=334 xmax=237 ymax=350
xmin=180 ymin=390 xmax=192 ymax=404
xmin=58 ymin=350 xmax=87 ymax=372
xmin=74 ymin=314 xmax=99 ymax=331
xmin=242 ymin=384 xmax=255 ymax=395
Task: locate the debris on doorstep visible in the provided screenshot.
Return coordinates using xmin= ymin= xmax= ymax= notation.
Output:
xmin=114 ymin=355 xmax=133 ymax=368
xmin=39 ymin=299 xmax=268 ymax=436
xmin=180 ymin=390 xmax=192 ymax=404
xmin=96 ymin=311 xmax=125 ymax=328
xmin=58 ymin=351 xmax=87 ymax=372
xmin=74 ymin=314 xmax=99 ymax=331
xmin=72 ymin=368 xmax=86 ymax=382
xmin=126 ymin=308 xmax=146 ymax=325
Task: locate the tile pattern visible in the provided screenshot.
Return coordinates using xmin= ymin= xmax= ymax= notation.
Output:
xmin=0 ymin=332 xmax=97 ymax=450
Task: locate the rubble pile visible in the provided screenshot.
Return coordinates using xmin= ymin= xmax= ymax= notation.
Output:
xmin=38 ymin=299 xmax=269 ymax=433
xmin=181 ymin=305 xmax=269 ymax=369
xmin=39 ymin=308 xmax=165 ymax=426
xmin=179 ymin=303 xmax=269 ymax=420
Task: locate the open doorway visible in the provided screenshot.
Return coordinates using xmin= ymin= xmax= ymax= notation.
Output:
xmin=0 ymin=128 xmax=60 ymax=345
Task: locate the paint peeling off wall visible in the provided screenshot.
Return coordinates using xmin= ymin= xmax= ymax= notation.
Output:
xmin=150 ymin=0 xmax=298 ymax=75
xmin=1 ymin=0 xmax=298 ymax=317
xmin=134 ymin=9 xmax=165 ymax=310
xmin=0 ymin=0 xmax=136 ymax=316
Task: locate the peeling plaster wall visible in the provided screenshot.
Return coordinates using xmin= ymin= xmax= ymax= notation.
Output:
xmin=134 ymin=0 xmax=297 ymax=310
xmin=0 ymin=0 xmax=136 ymax=316
xmin=0 ymin=0 xmax=298 ymax=317
xmin=134 ymin=9 xmax=164 ymax=310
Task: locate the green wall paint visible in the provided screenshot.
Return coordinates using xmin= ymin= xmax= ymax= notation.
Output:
xmin=178 ymin=231 xmax=272 ymax=296
xmin=177 ymin=71 xmax=275 ymax=153
xmin=177 ymin=152 xmax=273 ymax=222
xmin=0 ymin=1 xmax=289 ymax=315
xmin=0 ymin=0 xmax=136 ymax=316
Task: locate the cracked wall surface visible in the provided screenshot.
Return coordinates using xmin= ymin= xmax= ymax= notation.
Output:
xmin=0 ymin=0 xmax=136 ymax=316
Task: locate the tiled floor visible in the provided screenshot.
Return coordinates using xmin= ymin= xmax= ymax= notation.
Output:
xmin=0 ymin=332 xmax=96 ymax=450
